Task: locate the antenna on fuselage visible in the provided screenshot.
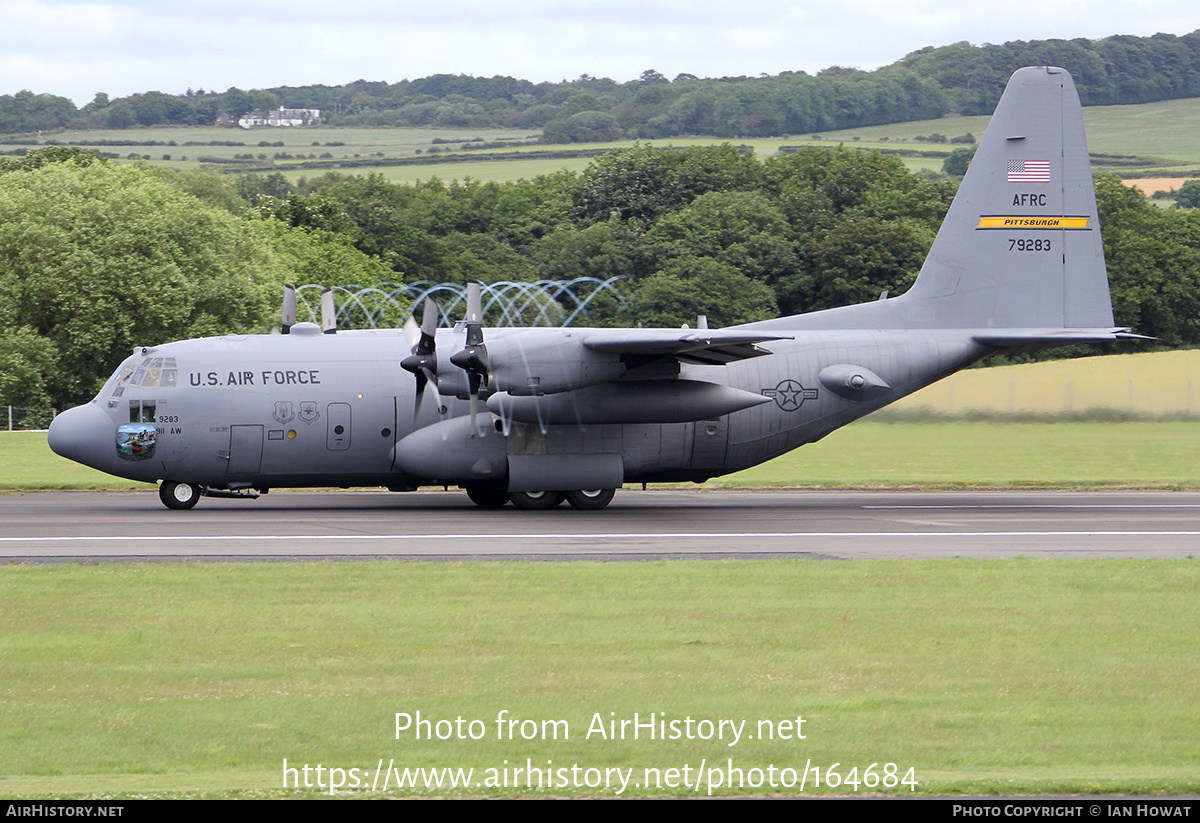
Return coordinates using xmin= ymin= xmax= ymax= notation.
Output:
xmin=320 ymin=288 xmax=337 ymax=334
xmin=281 ymin=284 xmax=297 ymax=334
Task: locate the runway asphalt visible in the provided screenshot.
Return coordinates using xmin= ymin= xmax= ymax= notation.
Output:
xmin=2 ymin=488 xmax=1198 ymax=562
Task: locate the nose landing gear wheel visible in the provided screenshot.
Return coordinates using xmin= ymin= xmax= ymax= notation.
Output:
xmin=565 ymin=489 xmax=615 ymax=510
xmin=509 ymin=490 xmax=566 ymax=510
xmin=159 ymin=481 xmax=201 ymax=510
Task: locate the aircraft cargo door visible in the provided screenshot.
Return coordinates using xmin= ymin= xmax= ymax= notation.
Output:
xmin=228 ymin=425 xmax=263 ymax=473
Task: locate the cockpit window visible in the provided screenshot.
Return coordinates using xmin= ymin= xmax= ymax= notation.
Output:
xmin=115 ymin=358 xmax=177 ymax=389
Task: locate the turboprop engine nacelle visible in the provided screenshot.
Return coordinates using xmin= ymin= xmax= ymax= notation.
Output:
xmin=392 ymin=415 xmax=506 ymax=482
xmin=439 ymin=329 xmax=626 ymax=398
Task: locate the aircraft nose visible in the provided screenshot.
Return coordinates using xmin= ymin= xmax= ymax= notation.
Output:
xmin=48 ymin=402 xmax=115 ymax=470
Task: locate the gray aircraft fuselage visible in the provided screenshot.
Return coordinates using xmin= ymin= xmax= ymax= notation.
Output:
xmin=52 ymin=325 xmax=987 ymax=490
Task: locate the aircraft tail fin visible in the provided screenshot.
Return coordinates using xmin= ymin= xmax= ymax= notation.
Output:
xmin=904 ymin=65 xmax=1113 ymax=330
xmin=749 ymin=66 xmax=1121 ymax=335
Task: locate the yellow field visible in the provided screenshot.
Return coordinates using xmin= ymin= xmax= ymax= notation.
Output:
xmin=1125 ymin=177 xmax=1195 ymax=196
xmin=886 ymin=349 xmax=1200 ymax=420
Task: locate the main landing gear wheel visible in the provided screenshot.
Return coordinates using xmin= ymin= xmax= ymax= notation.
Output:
xmin=508 ymin=491 xmax=566 ymax=510
xmin=565 ymin=489 xmax=616 ymax=510
xmin=159 ymin=481 xmax=201 ymax=510
xmin=466 ymin=485 xmax=510 ymax=508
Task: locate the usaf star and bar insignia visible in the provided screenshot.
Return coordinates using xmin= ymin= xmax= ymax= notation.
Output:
xmin=762 ymin=380 xmax=819 ymax=412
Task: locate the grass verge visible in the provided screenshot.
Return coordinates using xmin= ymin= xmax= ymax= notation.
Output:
xmin=1 ymin=431 xmax=144 ymax=490
xmin=712 ymin=421 xmax=1200 ymax=489
xmin=2 ymin=559 xmax=1197 ymax=798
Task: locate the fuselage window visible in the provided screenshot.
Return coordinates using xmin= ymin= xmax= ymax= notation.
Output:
xmin=128 ymin=400 xmax=159 ymax=423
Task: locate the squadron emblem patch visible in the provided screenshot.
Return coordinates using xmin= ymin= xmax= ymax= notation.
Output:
xmin=298 ymin=401 xmax=320 ymax=424
xmin=272 ymin=401 xmax=296 ymax=424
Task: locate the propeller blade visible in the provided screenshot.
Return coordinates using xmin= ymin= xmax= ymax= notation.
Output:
xmin=401 ymin=298 xmax=441 ymax=424
xmin=320 ymin=288 xmax=337 ymax=334
xmin=464 ymin=279 xmax=481 ymax=328
xmin=413 ymin=367 xmax=428 ymax=421
xmin=468 ymin=373 xmax=481 ymax=434
xmin=401 ymin=306 xmax=438 ymax=370
xmin=451 ymin=281 xmax=487 ymax=366
xmin=402 ymin=314 xmax=419 ymax=349
xmin=281 ymin=284 xmax=296 ymax=334
xmin=420 ymin=297 xmax=438 ymax=342
xmin=449 ymin=280 xmax=490 ymax=435
xmin=415 ymin=297 xmax=438 ymax=358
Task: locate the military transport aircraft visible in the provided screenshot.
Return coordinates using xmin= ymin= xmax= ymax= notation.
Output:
xmin=49 ymin=67 xmax=1138 ymax=510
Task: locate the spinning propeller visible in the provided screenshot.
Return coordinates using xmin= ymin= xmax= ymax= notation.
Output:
xmin=401 ymin=297 xmax=440 ymax=422
xmin=449 ymin=280 xmax=490 ymax=431
xmin=399 ymin=282 xmax=492 ymax=432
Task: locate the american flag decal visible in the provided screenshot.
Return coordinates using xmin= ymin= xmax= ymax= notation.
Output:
xmin=1008 ymin=159 xmax=1050 ymax=183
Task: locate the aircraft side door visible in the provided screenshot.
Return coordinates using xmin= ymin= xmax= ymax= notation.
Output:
xmin=228 ymin=424 xmax=263 ymax=473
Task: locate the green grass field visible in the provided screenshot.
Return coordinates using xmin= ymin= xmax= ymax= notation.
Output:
xmin=1 ymin=431 xmax=145 ymax=490
xmin=3 ymin=125 xmax=540 ymax=161
xmin=0 ymin=125 xmax=797 ymax=184
xmin=2 ymin=559 xmax=1197 ymax=798
xmin=9 ymin=94 xmax=1200 ymax=184
xmin=801 ymin=96 xmax=1200 ymax=177
xmin=283 ymin=154 xmax=602 ymax=185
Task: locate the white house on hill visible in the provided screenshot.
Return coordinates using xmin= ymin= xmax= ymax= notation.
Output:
xmin=235 ymin=108 xmax=321 ymax=128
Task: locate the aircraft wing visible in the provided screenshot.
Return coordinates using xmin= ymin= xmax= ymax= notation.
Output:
xmin=582 ymin=329 xmax=789 ymax=365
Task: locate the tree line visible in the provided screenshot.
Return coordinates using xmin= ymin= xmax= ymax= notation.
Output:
xmin=3 ymin=30 xmax=1200 ymax=139
xmin=900 ymin=31 xmax=1200 ymax=114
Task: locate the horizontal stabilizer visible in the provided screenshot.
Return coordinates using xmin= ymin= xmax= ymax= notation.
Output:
xmin=972 ymin=329 xmax=1151 ymax=348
